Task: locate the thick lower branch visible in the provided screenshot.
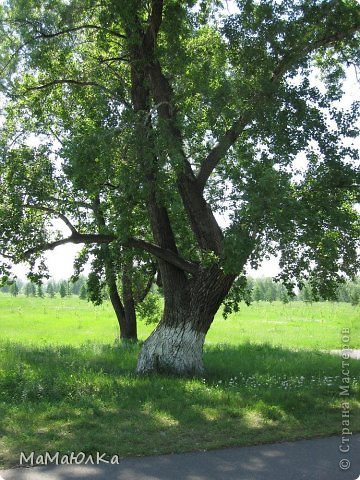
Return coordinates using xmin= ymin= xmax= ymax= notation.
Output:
xmin=127 ymin=237 xmax=199 ymax=274
xmin=22 ymin=231 xmax=198 ymax=274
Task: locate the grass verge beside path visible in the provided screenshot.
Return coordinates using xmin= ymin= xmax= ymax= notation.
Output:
xmin=0 ymin=341 xmax=359 ymax=468
xmin=0 ymin=296 xmax=359 ymax=468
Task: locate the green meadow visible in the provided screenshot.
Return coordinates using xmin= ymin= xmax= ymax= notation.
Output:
xmin=0 ymin=295 xmax=359 ymax=468
xmin=1 ymin=295 xmax=359 ymax=348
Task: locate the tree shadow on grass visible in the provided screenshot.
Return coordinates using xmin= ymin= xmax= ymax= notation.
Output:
xmin=0 ymin=341 xmax=359 ymax=468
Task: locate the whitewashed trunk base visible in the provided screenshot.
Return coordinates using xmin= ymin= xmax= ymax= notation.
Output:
xmin=136 ymin=322 xmax=205 ymax=376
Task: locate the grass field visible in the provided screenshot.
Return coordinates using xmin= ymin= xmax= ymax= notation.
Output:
xmin=0 ymin=294 xmax=359 ymax=468
xmin=1 ymin=295 xmax=359 ymax=348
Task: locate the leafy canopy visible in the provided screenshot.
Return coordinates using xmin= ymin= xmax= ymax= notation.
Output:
xmin=0 ymin=0 xmax=359 ymax=302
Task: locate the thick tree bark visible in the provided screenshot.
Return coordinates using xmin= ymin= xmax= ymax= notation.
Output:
xmin=146 ymin=58 xmax=223 ymax=254
xmin=129 ymin=42 xmax=189 ymax=330
xmin=136 ymin=318 xmax=206 ymax=376
xmin=136 ymin=266 xmax=235 ymax=375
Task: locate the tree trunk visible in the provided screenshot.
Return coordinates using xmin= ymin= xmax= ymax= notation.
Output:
xmin=127 ymin=31 xmax=235 ymax=375
xmin=93 ymin=195 xmax=138 ymax=341
xmin=108 ymin=288 xmax=127 ymax=339
xmin=136 ymin=316 xmax=206 ymax=376
xmin=136 ymin=266 xmax=235 ymax=376
xmin=122 ymin=262 xmax=137 ymax=341
xmin=105 ymin=255 xmax=137 ymax=342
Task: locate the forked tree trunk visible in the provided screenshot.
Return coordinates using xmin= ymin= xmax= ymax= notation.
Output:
xmin=136 ymin=267 xmax=235 ymax=376
xmin=111 ymin=284 xmax=137 ymax=342
xmin=128 ymin=39 xmax=235 ymax=375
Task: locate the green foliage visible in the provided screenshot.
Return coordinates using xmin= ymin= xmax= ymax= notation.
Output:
xmin=297 ymin=277 xmax=360 ymax=304
xmin=24 ymin=283 xmax=32 ymax=297
xmin=79 ymin=284 xmax=87 ymax=300
xmin=69 ymin=275 xmax=86 ymax=295
xmin=135 ymin=291 xmax=162 ymax=325
xmin=222 ymin=276 xmax=294 ymax=313
xmin=46 ymin=282 xmax=55 ymax=298
xmin=23 ymin=282 xmax=37 ymax=297
xmin=351 ymin=288 xmax=360 ymax=306
xmin=59 ymin=282 xmax=67 ymax=298
xmin=10 ymin=282 xmax=19 ymax=297
xmin=37 ymin=284 xmax=44 ymax=298
xmin=222 ymin=275 xmax=252 ymax=318
xmin=279 ymin=288 xmax=290 ymax=304
xmin=86 ymin=259 xmax=106 ymax=305
xmin=0 ymin=0 xmax=359 ymax=318
xmin=299 ymin=282 xmax=314 ymax=303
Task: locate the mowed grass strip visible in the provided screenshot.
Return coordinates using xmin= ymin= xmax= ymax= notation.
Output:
xmin=0 ymin=295 xmax=359 ymax=467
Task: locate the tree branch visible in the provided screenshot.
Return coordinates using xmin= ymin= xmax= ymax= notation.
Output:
xmin=0 ymin=252 xmax=15 ymax=261
xmin=149 ymin=0 xmax=164 ymax=36
xmin=21 ymin=217 xmax=199 ymax=274
xmin=46 ymin=196 xmax=93 ymax=210
xmin=146 ymin=58 xmax=224 ymax=252
xmin=12 ymin=20 xmax=127 ymax=40
xmin=197 ymin=116 xmax=248 ymax=191
xmin=197 ymin=12 xmax=360 ymax=192
xmin=1 ymin=21 xmax=126 ymax=76
xmin=23 ymin=204 xmax=78 ymax=234
xmin=21 ymin=79 xmax=112 ymax=95
xmin=144 ymin=0 xmax=164 ymax=48
xmin=135 ymin=263 xmax=157 ymax=304
xmin=98 ymin=56 xmax=130 ymax=64
xmin=126 ymin=238 xmax=199 ymax=275
xmin=23 ymin=232 xmax=116 ymax=259
xmin=271 ymin=24 xmax=360 ymax=83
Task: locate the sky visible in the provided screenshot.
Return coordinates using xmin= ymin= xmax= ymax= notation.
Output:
xmin=5 ymin=9 xmax=360 ymax=282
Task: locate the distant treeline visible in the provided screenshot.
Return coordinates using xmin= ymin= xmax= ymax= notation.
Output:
xmin=247 ymin=277 xmax=360 ymax=305
xmin=0 ymin=276 xmax=88 ymax=300
xmin=1 ymin=276 xmax=359 ymax=305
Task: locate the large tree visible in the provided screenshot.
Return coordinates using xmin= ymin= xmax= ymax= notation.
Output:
xmin=0 ymin=0 xmax=359 ymax=375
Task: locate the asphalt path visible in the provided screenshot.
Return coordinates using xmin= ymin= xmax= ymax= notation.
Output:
xmin=1 ymin=434 xmax=359 ymax=480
